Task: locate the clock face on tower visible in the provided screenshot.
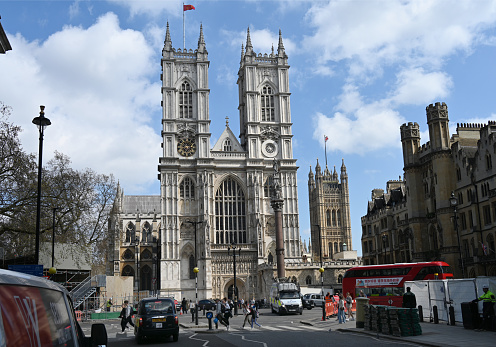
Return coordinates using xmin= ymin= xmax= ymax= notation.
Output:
xmin=177 ymin=138 xmax=196 ymax=157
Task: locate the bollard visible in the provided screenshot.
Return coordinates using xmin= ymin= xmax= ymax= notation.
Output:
xmin=191 ymin=308 xmax=195 ymax=323
xmin=355 ymin=297 xmax=370 ymax=328
xmin=203 ymin=307 xmax=206 ymax=316
xmin=418 ymin=305 xmax=423 ymax=322
xmin=322 ymin=302 xmax=326 ymax=321
xmin=433 ymin=305 xmax=439 ymax=324
xmin=449 ymin=306 xmax=455 ymax=326
xmin=206 ymin=311 xmax=214 ymax=330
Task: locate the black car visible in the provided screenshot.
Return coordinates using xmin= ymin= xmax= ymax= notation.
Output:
xmin=134 ymin=297 xmax=179 ymax=343
xmin=198 ymin=299 xmax=216 ymax=311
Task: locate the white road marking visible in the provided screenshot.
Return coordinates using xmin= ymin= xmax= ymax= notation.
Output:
xmin=189 ymin=333 xmax=210 ymax=346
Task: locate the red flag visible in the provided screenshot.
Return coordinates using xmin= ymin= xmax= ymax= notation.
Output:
xmin=324 ymin=135 xmax=329 ymax=142
xmin=183 ymin=4 xmax=195 ymax=11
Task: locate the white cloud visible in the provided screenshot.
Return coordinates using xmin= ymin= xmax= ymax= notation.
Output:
xmin=313 ymin=101 xmax=404 ymax=155
xmin=304 ymin=1 xmax=496 ymax=75
xmin=0 ymin=12 xmax=162 ymax=194
xmin=389 ymin=68 xmax=453 ymax=105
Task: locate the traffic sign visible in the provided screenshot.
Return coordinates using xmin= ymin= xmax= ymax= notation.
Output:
xmin=206 ymin=312 xmax=213 ymax=319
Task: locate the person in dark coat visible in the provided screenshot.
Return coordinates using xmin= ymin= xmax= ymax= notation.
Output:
xmin=119 ymin=300 xmax=135 ymax=332
xmin=402 ymin=287 xmax=417 ymax=308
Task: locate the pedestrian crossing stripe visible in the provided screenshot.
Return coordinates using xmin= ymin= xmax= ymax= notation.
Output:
xmin=257 ymin=326 xmax=283 ymax=331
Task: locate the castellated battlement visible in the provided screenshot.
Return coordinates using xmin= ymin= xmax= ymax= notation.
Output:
xmin=426 ymin=102 xmax=448 ymax=111
xmin=400 ymin=122 xmax=420 ymax=140
xmin=419 ymin=141 xmax=431 ymax=154
xmin=457 ymin=122 xmax=485 ymax=129
xmin=426 ymin=101 xmax=448 ymax=123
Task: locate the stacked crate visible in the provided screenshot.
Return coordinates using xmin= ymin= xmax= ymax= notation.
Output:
xmin=378 ymin=306 xmax=390 ymax=334
xmin=364 ymin=304 xmax=371 ymax=331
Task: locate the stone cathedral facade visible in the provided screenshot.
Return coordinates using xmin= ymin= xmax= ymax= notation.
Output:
xmin=109 ymin=25 xmax=302 ymax=301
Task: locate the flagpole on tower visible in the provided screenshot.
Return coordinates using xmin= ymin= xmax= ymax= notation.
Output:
xmin=183 ymin=2 xmax=186 ymax=51
xmin=324 ymin=135 xmax=328 ymax=167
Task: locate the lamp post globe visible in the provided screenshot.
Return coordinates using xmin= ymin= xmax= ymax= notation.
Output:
xmin=319 ymin=267 xmax=324 ymax=273
xmin=193 ymin=267 xmax=199 ymax=274
xmin=48 ymin=267 xmax=56 ymax=275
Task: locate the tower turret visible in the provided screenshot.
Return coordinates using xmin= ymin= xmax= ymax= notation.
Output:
xmin=400 ymin=122 xmax=420 ymax=167
xmin=426 ymin=102 xmax=450 ymax=150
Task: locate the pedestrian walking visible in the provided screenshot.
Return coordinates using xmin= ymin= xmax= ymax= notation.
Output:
xmin=223 ymin=298 xmax=232 ymax=328
xmin=106 ymin=297 xmax=113 ymax=312
xmin=215 ymin=299 xmax=229 ymax=330
xmin=181 ymin=297 xmax=187 ymax=314
xmin=472 ymin=284 xmax=495 ymax=331
xmin=338 ymin=294 xmax=346 ymax=324
xmin=346 ymin=292 xmax=354 ymax=321
xmin=185 ymin=299 xmax=190 ymax=314
xmin=241 ymin=303 xmax=251 ymax=329
xmin=250 ymin=303 xmax=261 ymax=329
xmin=402 ymin=287 xmax=417 ymax=308
xmin=119 ymin=300 xmax=135 ymax=332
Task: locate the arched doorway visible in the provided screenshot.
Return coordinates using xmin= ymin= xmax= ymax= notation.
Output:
xmin=141 ymin=265 xmax=152 ymax=291
xmin=224 ymin=278 xmax=246 ymax=302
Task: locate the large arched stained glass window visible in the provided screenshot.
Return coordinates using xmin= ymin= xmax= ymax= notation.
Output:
xmin=215 ymin=177 xmax=246 ymax=244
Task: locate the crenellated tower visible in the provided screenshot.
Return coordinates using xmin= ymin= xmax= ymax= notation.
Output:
xmin=308 ymin=158 xmax=352 ymax=261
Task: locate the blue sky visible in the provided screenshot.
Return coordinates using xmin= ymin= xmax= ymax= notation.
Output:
xmin=2 ymin=0 xmax=496 ymax=257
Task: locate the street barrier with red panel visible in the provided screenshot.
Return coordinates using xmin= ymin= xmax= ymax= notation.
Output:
xmin=324 ymin=299 xmax=356 ymax=318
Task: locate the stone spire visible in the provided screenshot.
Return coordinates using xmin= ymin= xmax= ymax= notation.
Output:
xmin=197 ymin=23 xmax=206 ymax=53
xmin=277 ymin=29 xmax=286 ymax=57
xmin=245 ymin=27 xmax=254 ymax=55
xmin=163 ymin=21 xmax=172 ymax=51
xmin=240 ymin=43 xmax=245 ymax=64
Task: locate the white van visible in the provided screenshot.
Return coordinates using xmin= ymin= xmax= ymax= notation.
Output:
xmin=269 ymin=282 xmax=303 ymax=315
xmin=0 ymin=269 xmax=107 ymax=346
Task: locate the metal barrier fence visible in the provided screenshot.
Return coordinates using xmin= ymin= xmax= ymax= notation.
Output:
xmin=405 ymin=277 xmax=496 ymax=323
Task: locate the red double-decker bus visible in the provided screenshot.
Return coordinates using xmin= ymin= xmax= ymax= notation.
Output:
xmin=342 ymin=261 xmax=453 ymax=306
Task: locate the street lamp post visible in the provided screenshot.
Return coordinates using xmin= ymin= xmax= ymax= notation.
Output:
xmin=186 ymin=220 xmax=204 ymax=324
xmin=135 ymin=237 xmax=140 ymax=299
xmin=193 ymin=266 xmax=199 ymax=325
xmin=228 ymin=242 xmax=241 ymax=316
xmin=32 ymin=105 xmax=51 ymax=265
xmin=449 ymin=192 xmax=465 ymax=278
xmin=382 ymin=234 xmax=387 ymax=264
xmin=313 ymin=225 xmax=325 ymax=321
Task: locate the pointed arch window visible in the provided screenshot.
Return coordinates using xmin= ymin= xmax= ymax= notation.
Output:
xmin=332 ymin=210 xmax=337 ymax=226
xmin=223 ymin=138 xmax=232 ymax=151
xmin=142 ymin=222 xmax=152 ymax=243
xmin=305 ymin=275 xmax=312 ymax=285
xmin=264 ymin=175 xmax=273 ymax=197
xmin=326 ymin=210 xmax=331 ymax=226
xmin=261 ymin=85 xmax=275 ymax=122
xmin=126 ymin=223 xmax=135 ymax=243
xmin=180 ymin=177 xmax=195 ymax=199
xmin=179 ymin=81 xmax=193 ymax=119
xmin=215 ymin=177 xmax=246 ymax=244
xmin=337 ymin=210 xmax=341 ymax=226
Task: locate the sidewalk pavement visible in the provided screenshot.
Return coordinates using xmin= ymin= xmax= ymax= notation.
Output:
xmin=302 ymin=316 xmax=495 ymax=347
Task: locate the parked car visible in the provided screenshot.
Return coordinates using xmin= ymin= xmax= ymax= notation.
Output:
xmin=198 ymin=299 xmax=216 ymax=311
xmin=134 ymin=297 xmax=179 ymax=343
xmin=0 ymin=269 xmax=107 ymax=346
xmin=302 ymin=293 xmax=325 ymax=309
